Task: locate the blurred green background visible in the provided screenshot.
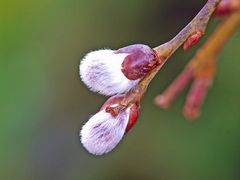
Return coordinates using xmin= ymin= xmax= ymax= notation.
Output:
xmin=1 ymin=0 xmax=240 ymax=179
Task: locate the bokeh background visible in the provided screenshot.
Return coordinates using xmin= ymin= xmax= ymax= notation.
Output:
xmin=1 ymin=0 xmax=240 ymax=179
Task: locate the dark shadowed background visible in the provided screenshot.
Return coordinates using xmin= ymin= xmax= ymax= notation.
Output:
xmin=1 ymin=0 xmax=240 ymax=179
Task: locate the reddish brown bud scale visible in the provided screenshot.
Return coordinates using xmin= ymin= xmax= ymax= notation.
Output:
xmin=125 ymin=103 xmax=140 ymax=133
xmin=105 ymin=106 xmax=120 ymax=117
xmin=101 ymin=95 xmax=126 ymax=117
xmin=183 ymin=32 xmax=203 ymax=50
xmin=100 ymin=95 xmax=140 ymax=132
xmin=115 ymin=44 xmax=160 ymax=80
xmin=101 ymin=95 xmax=125 ymax=111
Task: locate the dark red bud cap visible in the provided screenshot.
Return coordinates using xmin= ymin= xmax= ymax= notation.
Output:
xmin=125 ymin=103 xmax=140 ymax=133
xmin=115 ymin=44 xmax=159 ymax=80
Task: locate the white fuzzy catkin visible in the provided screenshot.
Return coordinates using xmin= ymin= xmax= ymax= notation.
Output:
xmin=79 ymin=49 xmax=139 ymax=96
xmin=80 ymin=108 xmax=130 ymax=155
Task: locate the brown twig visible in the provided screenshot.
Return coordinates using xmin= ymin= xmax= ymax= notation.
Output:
xmin=120 ymin=0 xmax=221 ymax=107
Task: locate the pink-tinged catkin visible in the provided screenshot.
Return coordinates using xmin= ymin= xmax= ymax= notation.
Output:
xmin=183 ymin=78 xmax=212 ymax=120
xmin=155 ymin=67 xmax=193 ymax=109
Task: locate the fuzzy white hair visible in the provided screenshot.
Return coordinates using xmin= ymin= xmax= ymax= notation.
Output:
xmin=80 ymin=108 xmax=130 ymax=155
xmin=79 ymin=49 xmax=139 ymax=96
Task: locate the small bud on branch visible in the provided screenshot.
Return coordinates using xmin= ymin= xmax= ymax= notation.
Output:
xmin=214 ymin=0 xmax=240 ymax=16
xmin=183 ymin=31 xmax=203 ymax=50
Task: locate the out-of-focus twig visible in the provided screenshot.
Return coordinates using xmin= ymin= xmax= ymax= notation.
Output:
xmin=155 ymin=12 xmax=240 ymax=119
